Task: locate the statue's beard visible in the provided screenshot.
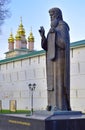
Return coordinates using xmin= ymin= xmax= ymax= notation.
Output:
xmin=51 ymin=19 xmax=58 ymax=28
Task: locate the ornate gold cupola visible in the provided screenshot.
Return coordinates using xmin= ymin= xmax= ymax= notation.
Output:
xmin=15 ymin=17 xmax=27 ymax=49
xmin=8 ymin=31 xmax=14 ymax=43
xmin=15 ymin=30 xmax=21 ymax=41
xmin=28 ymin=30 xmax=34 ymax=43
xmin=18 ymin=17 xmax=25 ymax=36
xmin=8 ymin=30 xmax=14 ymax=51
xmin=28 ymin=28 xmax=34 ymax=51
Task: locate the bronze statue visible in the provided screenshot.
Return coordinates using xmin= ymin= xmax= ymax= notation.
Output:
xmin=39 ymin=7 xmax=71 ymax=111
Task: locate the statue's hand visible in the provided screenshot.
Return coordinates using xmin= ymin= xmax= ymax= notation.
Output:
xmin=39 ymin=26 xmax=45 ymax=38
xmin=49 ymin=27 xmax=56 ymax=33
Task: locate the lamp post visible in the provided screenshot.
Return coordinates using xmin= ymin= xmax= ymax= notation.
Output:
xmin=28 ymin=83 xmax=36 ymax=115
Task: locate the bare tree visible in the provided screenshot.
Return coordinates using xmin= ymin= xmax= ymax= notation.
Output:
xmin=0 ymin=0 xmax=11 ymax=26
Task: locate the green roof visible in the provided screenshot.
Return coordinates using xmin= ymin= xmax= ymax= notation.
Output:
xmin=0 ymin=50 xmax=45 ymax=64
xmin=70 ymin=40 xmax=85 ymax=48
xmin=0 ymin=39 xmax=85 ymax=64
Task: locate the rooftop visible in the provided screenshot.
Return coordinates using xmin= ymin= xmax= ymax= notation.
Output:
xmin=0 ymin=50 xmax=45 ymax=64
xmin=0 ymin=39 xmax=85 ymax=64
xmin=70 ymin=40 xmax=85 ymax=48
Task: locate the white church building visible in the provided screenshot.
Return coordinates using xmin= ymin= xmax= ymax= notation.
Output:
xmin=0 ymin=19 xmax=85 ymax=112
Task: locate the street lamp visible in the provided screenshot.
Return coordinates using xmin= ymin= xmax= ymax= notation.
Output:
xmin=28 ymin=83 xmax=36 ymax=115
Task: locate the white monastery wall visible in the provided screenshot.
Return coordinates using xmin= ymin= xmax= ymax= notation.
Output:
xmin=1 ymin=46 xmax=85 ymax=112
xmin=0 ymin=55 xmax=47 ymax=110
xmin=70 ymin=47 xmax=85 ymax=112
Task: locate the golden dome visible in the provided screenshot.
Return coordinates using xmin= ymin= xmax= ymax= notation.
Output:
xmin=18 ymin=17 xmax=25 ymax=36
xmin=8 ymin=32 xmax=14 ymax=43
xmin=15 ymin=30 xmax=21 ymax=40
xmin=28 ymin=31 xmax=34 ymax=42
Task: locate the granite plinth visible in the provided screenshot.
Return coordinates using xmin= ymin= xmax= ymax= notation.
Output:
xmin=0 ymin=111 xmax=85 ymax=130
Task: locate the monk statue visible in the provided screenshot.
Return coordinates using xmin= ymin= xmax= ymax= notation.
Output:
xmin=39 ymin=7 xmax=71 ymax=111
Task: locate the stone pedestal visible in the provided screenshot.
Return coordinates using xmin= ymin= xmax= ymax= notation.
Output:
xmin=0 ymin=111 xmax=85 ymax=130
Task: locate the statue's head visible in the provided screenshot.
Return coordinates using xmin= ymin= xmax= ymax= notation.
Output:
xmin=49 ymin=7 xmax=63 ymax=20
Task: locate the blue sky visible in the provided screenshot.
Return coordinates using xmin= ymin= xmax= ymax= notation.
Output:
xmin=0 ymin=0 xmax=85 ymax=58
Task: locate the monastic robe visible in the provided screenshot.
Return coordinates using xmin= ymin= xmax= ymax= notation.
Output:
xmin=41 ymin=20 xmax=70 ymax=110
